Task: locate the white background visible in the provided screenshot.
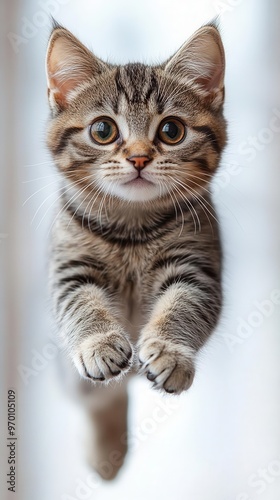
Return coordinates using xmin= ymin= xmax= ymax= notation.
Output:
xmin=1 ymin=0 xmax=280 ymax=499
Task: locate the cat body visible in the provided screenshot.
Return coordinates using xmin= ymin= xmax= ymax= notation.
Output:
xmin=46 ymin=21 xmax=226 ymax=477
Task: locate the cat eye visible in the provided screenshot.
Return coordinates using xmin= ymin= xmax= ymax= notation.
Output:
xmin=157 ymin=117 xmax=186 ymax=145
xmin=89 ymin=117 xmax=119 ymax=145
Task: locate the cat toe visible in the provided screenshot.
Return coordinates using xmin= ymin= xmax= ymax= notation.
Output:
xmin=73 ymin=331 xmax=133 ymax=382
xmin=138 ymin=337 xmax=195 ymax=394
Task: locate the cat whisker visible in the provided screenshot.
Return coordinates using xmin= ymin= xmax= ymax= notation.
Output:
xmin=168 ymin=178 xmax=200 ymax=234
xmin=100 ymin=183 xmax=111 ymax=226
xmin=173 ymin=169 xmax=248 ymax=215
xmin=65 ymin=182 xmax=98 ymax=231
xmin=22 ymin=173 xmax=62 ymax=183
xmin=158 ymin=179 xmax=164 ymax=199
xmin=80 ymin=188 xmax=97 ymax=229
xmin=82 ymin=186 xmax=100 ymax=229
xmin=38 ymin=184 xmax=78 ymax=233
xmin=183 ymin=169 xmax=243 ymax=198
xmin=23 ymin=159 xmax=55 ymax=168
xmin=169 ymin=184 xmax=185 ymax=237
xmin=164 ymin=182 xmax=179 ymax=225
xmin=180 ymin=176 xmax=246 ymax=231
xmin=22 ymin=171 xmax=94 ymax=206
xmin=44 ymin=175 xmax=98 ymax=235
xmin=220 ymin=160 xmax=251 ymax=169
xmin=96 ymin=181 xmax=111 ymax=231
xmin=186 ymin=188 xmax=215 ymax=236
xmin=86 ymin=182 xmax=106 ymax=231
xmin=107 ymin=181 xmax=116 ymax=215
xmin=22 ymin=178 xmax=62 ymax=206
xmin=30 ymin=185 xmax=64 ymax=226
xmin=172 ymin=177 xmax=218 ymax=233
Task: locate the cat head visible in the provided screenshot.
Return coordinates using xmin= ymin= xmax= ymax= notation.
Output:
xmin=46 ymin=21 xmax=226 ymax=207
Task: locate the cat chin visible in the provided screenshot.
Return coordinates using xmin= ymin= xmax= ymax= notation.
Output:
xmin=106 ymin=181 xmax=167 ymax=203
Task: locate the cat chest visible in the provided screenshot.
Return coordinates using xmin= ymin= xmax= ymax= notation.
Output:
xmin=116 ymin=269 xmax=144 ymax=338
xmin=101 ymin=245 xmax=154 ymax=335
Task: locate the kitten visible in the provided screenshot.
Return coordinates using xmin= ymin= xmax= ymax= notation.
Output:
xmin=46 ymin=21 xmax=226 ymax=478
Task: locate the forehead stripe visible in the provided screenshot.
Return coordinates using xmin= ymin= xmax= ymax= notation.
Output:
xmin=145 ymin=73 xmax=157 ymax=101
xmin=115 ymin=68 xmax=131 ymax=104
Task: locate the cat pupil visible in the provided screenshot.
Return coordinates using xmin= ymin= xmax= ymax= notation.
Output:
xmin=163 ymin=122 xmax=178 ymax=139
xmin=97 ymin=121 xmax=111 ymax=139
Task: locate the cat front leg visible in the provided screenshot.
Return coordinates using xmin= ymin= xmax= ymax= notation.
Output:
xmin=51 ymin=267 xmax=133 ymax=382
xmin=138 ymin=272 xmax=221 ymax=394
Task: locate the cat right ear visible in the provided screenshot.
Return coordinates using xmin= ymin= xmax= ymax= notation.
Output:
xmin=164 ymin=24 xmax=225 ymax=110
xmin=46 ymin=23 xmax=107 ymax=113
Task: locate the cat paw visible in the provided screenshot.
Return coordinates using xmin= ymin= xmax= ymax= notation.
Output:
xmin=138 ymin=338 xmax=195 ymax=394
xmin=73 ymin=331 xmax=133 ymax=382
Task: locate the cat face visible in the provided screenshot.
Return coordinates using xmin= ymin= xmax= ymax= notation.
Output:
xmin=46 ymin=22 xmax=226 ymax=206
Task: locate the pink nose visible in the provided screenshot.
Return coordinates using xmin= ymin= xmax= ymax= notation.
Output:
xmin=127 ymin=155 xmax=151 ymax=170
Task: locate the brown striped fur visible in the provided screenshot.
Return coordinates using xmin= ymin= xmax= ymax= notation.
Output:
xmin=46 ymin=20 xmax=226 ymax=478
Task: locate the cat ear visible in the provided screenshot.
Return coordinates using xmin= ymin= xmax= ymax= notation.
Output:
xmin=46 ymin=23 xmax=107 ymax=112
xmin=164 ymin=25 xmax=225 ymax=109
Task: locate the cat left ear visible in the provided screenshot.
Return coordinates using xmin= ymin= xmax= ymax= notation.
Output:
xmin=46 ymin=23 xmax=107 ymax=113
xmin=164 ymin=25 xmax=225 ymax=109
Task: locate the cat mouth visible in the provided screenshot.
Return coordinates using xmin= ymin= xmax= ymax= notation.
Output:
xmin=123 ymin=176 xmax=154 ymax=187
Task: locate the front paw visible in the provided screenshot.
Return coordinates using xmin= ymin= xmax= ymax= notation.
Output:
xmin=138 ymin=337 xmax=195 ymax=395
xmin=73 ymin=331 xmax=133 ymax=382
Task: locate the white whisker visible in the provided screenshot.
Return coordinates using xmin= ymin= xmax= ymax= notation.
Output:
xmin=41 ymin=175 xmax=95 ymax=235
xmin=168 ymin=178 xmax=200 ymax=234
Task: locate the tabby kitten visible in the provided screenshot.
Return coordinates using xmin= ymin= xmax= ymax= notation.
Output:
xmin=46 ymin=21 xmax=226 ymax=476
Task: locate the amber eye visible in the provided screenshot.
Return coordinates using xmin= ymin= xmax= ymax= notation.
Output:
xmin=89 ymin=117 xmax=119 ymax=145
xmin=158 ymin=118 xmax=186 ymax=145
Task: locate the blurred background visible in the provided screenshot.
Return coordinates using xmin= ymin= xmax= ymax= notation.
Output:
xmin=1 ymin=0 xmax=280 ymax=499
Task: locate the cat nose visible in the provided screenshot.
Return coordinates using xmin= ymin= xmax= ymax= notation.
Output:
xmin=126 ymin=155 xmax=151 ymax=170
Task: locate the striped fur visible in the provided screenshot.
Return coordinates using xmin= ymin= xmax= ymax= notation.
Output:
xmin=46 ymin=22 xmax=226 ymax=397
